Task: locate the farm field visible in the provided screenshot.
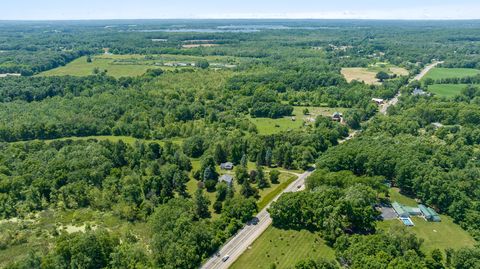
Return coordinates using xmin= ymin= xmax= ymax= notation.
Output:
xmin=39 ymin=54 xmax=240 ymax=78
xmin=381 ymin=189 xmax=475 ymax=252
xmin=231 ymin=226 xmax=335 ymax=269
xmin=422 ymin=67 xmax=480 ymax=81
xmin=341 ymin=64 xmax=409 ymax=84
xmin=428 ymin=84 xmax=468 ymax=98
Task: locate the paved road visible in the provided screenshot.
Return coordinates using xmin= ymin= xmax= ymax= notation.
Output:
xmin=201 ymin=170 xmax=314 ymax=269
xmin=379 ymin=61 xmax=443 ymax=115
xmin=202 ymin=61 xmax=443 ymax=269
xmin=413 ymin=61 xmax=443 ymax=81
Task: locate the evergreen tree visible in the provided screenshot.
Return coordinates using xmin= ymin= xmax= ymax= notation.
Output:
xmin=269 ymin=169 xmax=280 ymax=184
xmin=265 ymin=147 xmax=273 ymax=167
xmin=240 ymin=154 xmax=248 ymax=168
xmin=240 ymin=180 xmax=258 ymax=198
xmin=194 ymin=188 xmax=211 ymax=219
xmin=257 ymin=165 xmax=269 ymax=189
xmin=213 ymin=144 xmax=227 ymax=165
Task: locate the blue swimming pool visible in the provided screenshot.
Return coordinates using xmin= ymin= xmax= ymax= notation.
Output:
xmin=400 ymin=217 xmax=414 ymax=226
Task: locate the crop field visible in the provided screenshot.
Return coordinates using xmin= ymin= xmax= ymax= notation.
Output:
xmin=423 ymin=68 xmax=480 ymax=81
xmin=231 ymin=226 xmax=335 ymax=269
xmin=380 ymin=189 xmax=476 ymax=252
xmin=428 ymin=84 xmax=468 ymax=98
xmin=341 ymin=64 xmax=409 ymax=85
xmin=39 ymin=54 xmax=240 ymax=78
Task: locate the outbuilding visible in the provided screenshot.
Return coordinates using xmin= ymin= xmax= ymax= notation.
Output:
xmin=419 ymin=204 xmax=441 ymax=222
xmin=220 ymin=162 xmax=234 ymax=170
xmin=372 ymin=98 xmax=385 ymax=105
xmin=392 ymin=202 xmax=409 ymax=218
xmin=219 ymin=174 xmax=233 ymax=186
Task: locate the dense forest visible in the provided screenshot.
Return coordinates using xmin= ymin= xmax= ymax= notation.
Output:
xmin=1 ymin=20 xmax=479 ymax=268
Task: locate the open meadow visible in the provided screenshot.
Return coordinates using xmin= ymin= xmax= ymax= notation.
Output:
xmin=422 ymin=67 xmax=480 ymax=81
xmin=38 ymin=54 xmax=240 ymax=78
xmin=250 ymin=106 xmax=347 ymax=135
xmin=341 ymin=63 xmax=408 ymax=84
xmin=428 ymin=84 xmax=469 ymax=98
xmin=231 ymin=226 xmax=335 ymax=269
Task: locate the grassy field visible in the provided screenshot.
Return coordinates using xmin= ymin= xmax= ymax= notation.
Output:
xmin=423 ymin=68 xmax=480 ymax=81
xmin=39 ymin=54 xmax=240 ymax=78
xmin=11 ymin=135 xmax=184 ymax=146
xmin=250 ymin=106 xmax=346 ymax=135
xmin=382 ymin=188 xmax=476 ymax=252
xmin=428 ymin=84 xmax=468 ymax=98
xmin=40 ymin=55 xmax=163 ymax=77
xmin=341 ymin=64 xmax=408 ymax=85
xmin=250 ymin=116 xmax=304 ymax=135
xmin=231 ymin=226 xmax=335 ymax=269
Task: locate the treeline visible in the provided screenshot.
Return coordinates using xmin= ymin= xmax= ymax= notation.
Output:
xmin=0 ymin=139 xmax=193 ymax=220
xmin=0 ymin=50 xmax=89 ymax=76
xmin=425 ymin=74 xmax=480 ymax=85
xmin=0 ymin=75 xmax=132 ymax=102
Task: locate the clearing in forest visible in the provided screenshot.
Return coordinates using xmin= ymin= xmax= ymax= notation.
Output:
xmin=341 ymin=64 xmax=409 ymax=85
xmin=38 ymin=54 xmax=239 ymax=78
xmin=250 ymin=106 xmax=347 ymax=135
xmin=378 ymin=189 xmax=475 ymax=252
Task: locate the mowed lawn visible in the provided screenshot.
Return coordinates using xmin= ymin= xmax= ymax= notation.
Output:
xmin=423 ymin=68 xmax=480 ymax=81
xmin=231 ymin=226 xmax=335 ymax=269
xmin=381 ymin=188 xmax=476 ymax=252
xmin=428 ymin=84 xmax=468 ymax=98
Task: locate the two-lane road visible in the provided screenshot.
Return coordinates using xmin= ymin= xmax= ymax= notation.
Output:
xmin=379 ymin=61 xmax=443 ymax=115
xmin=201 ymin=170 xmax=313 ymax=269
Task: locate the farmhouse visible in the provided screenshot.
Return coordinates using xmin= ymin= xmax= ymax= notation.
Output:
xmin=220 ymin=162 xmax=234 ymax=170
xmin=412 ymin=88 xmax=428 ymax=96
xmin=219 ymin=174 xmax=233 ymax=186
xmin=372 ymin=98 xmax=384 ymax=105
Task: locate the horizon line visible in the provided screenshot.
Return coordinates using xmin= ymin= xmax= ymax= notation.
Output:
xmin=1 ymin=17 xmax=480 ymax=22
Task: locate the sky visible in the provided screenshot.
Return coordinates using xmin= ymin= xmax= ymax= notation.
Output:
xmin=1 ymin=0 xmax=480 ymax=20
